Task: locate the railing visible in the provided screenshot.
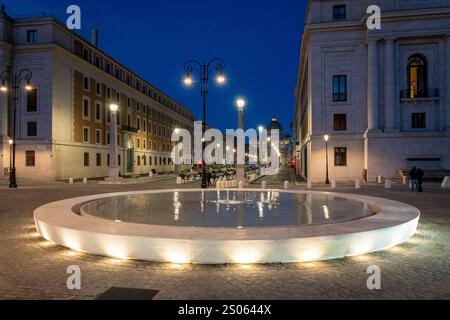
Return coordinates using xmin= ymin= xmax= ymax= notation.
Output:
xmin=122 ymin=125 xmax=138 ymax=133
xmin=400 ymin=88 xmax=439 ymax=99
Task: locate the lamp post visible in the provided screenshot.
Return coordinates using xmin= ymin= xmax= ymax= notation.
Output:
xmin=8 ymin=138 xmax=13 ymax=171
xmin=235 ymin=98 xmax=246 ymax=183
xmin=174 ymin=128 xmax=180 ymax=174
xmin=1 ymin=69 xmax=33 ymax=189
xmin=108 ymin=103 xmax=120 ymax=183
xmin=183 ymin=58 xmax=226 ymax=189
xmin=324 ymin=134 xmax=330 ymax=185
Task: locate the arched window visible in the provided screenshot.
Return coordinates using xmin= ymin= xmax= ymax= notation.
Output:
xmin=407 ymin=54 xmax=427 ymax=98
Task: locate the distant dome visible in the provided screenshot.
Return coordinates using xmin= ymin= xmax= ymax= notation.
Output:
xmin=267 ymin=115 xmax=284 ymax=137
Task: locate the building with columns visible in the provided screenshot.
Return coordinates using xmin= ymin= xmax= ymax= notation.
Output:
xmin=293 ymin=0 xmax=450 ymax=182
xmin=0 ymin=7 xmax=194 ymax=181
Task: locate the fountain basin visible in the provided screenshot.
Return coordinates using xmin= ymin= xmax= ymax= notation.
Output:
xmin=33 ymin=189 xmax=420 ymax=264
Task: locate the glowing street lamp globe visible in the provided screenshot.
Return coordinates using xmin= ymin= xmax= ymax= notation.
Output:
xmin=324 ymin=134 xmax=329 ymax=142
xmin=236 ymin=98 xmax=246 ymax=110
xmin=109 ymin=103 xmax=119 ymax=113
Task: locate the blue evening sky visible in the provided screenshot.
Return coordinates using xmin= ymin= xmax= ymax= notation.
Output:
xmin=5 ymin=0 xmax=307 ymax=134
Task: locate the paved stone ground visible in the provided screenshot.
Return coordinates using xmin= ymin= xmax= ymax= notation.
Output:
xmin=0 ymin=176 xmax=449 ymax=300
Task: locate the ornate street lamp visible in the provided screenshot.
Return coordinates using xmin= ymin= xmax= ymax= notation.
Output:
xmin=1 ymin=69 xmax=33 ymax=189
xmin=324 ymin=134 xmax=330 ymax=185
xmin=235 ymin=98 xmax=246 ymax=183
xmin=108 ymin=103 xmax=120 ymax=183
xmin=183 ymin=58 xmax=226 ymax=189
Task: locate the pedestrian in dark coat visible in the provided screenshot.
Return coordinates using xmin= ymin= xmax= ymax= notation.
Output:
xmin=416 ymin=168 xmax=424 ymax=192
xmin=409 ymin=167 xmax=418 ymax=192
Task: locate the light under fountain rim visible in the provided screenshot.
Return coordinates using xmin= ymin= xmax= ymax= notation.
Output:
xmin=33 ymin=188 xmax=420 ymax=264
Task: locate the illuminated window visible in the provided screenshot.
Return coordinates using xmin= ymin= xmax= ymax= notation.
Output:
xmin=407 ymin=55 xmax=427 ymax=98
xmin=27 ymin=30 xmax=37 ymax=42
xmin=25 ymin=151 xmax=35 ymax=167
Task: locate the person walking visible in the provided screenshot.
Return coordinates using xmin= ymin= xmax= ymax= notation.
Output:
xmin=416 ymin=167 xmax=425 ymax=192
xmin=409 ymin=167 xmax=418 ymax=192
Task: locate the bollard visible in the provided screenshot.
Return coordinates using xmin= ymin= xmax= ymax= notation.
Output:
xmin=83 ymin=177 xmax=87 ymax=184
xmin=385 ymin=179 xmax=392 ymax=189
xmin=176 ymin=177 xmax=182 ymax=184
xmin=238 ymin=181 xmax=244 ymax=189
xmin=307 ymin=180 xmax=312 ymax=189
xmin=441 ymin=176 xmax=450 ymax=188
xmin=284 ymin=180 xmax=290 ymax=189
xmin=262 ymin=181 xmax=267 ymax=189
xmin=69 ymin=178 xmax=74 ymax=184
xmin=149 ymin=172 xmax=153 ymax=177
xmin=331 ymin=180 xmax=337 ymax=189
xmin=355 ymin=180 xmax=361 ymax=189
xmin=377 ymin=175 xmax=383 ymax=184
xmin=402 ymin=176 xmax=408 ymax=185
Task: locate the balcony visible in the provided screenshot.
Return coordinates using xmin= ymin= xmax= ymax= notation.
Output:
xmin=400 ymin=88 xmax=439 ymax=100
xmin=122 ymin=125 xmax=138 ymax=133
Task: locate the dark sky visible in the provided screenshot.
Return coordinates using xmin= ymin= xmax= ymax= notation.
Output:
xmin=5 ymin=0 xmax=307 ymax=134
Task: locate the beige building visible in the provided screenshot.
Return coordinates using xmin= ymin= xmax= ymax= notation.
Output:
xmin=293 ymin=0 xmax=450 ymax=182
xmin=0 ymin=7 xmax=194 ymax=181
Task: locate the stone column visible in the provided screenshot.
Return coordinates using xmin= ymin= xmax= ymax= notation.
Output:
xmin=367 ymin=40 xmax=380 ymax=131
xmin=236 ymin=106 xmax=245 ymax=182
xmin=384 ymin=39 xmax=396 ymax=131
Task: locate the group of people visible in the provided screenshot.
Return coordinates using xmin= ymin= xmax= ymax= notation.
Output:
xmin=408 ymin=166 xmax=425 ymax=192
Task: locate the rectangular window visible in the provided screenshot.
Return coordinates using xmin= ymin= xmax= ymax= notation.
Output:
xmin=27 ymin=122 xmax=37 ymax=137
xmin=333 ymin=75 xmax=347 ymax=102
xmin=26 ymin=88 xmax=38 ymax=112
xmin=83 ymin=48 xmax=90 ymax=62
xmin=333 ymin=114 xmax=347 ymax=131
xmin=96 ymin=82 xmax=101 ymax=96
xmin=137 ymin=156 xmax=141 ymax=166
xmin=83 ymin=127 xmax=90 ymax=143
xmin=117 ymin=92 xmax=120 ymax=101
xmin=137 ymin=138 xmax=140 ymax=149
xmin=95 ymin=102 xmax=102 ymax=121
xmin=333 ymin=5 xmax=346 ymax=20
xmin=118 ymin=154 xmax=121 ymax=166
xmin=83 ymin=98 xmax=90 ymax=119
xmin=83 ymin=77 xmax=90 ymax=91
xmin=412 ymin=113 xmax=426 ymax=129
xmin=106 ymin=132 xmax=111 ymax=145
xmin=84 ymin=152 xmax=90 ymax=167
xmin=95 ymin=129 xmax=101 ymax=144
xmin=143 ymin=156 xmax=147 ymax=166
xmin=137 ymin=118 xmax=141 ymax=131
xmin=107 ymin=87 xmax=111 ymax=99
xmin=27 ymin=30 xmax=37 ymax=43
xmin=107 ymin=154 xmax=110 ymax=166
xmin=334 ymin=147 xmax=347 ymax=166
xmin=137 ymin=102 xmax=140 ymax=112
xmin=96 ymin=153 xmax=101 ymax=166
xmin=25 ymin=151 xmax=35 ymax=167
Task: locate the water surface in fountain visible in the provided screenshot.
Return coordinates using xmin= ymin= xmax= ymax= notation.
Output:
xmin=80 ymin=191 xmax=375 ymax=228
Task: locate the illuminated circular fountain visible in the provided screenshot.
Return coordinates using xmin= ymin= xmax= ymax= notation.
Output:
xmin=33 ymin=189 xmax=420 ymax=264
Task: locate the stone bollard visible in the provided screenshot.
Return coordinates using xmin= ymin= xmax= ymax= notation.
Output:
xmin=262 ymin=181 xmax=267 ymax=189
xmin=355 ymin=180 xmax=361 ymax=189
xmin=83 ymin=177 xmax=87 ymax=184
xmin=377 ymin=175 xmax=383 ymax=184
xmin=385 ymin=179 xmax=392 ymax=189
xmin=331 ymin=180 xmax=337 ymax=189
xmin=238 ymin=181 xmax=244 ymax=189
xmin=442 ymin=176 xmax=450 ymax=189
xmin=402 ymin=176 xmax=408 ymax=185
xmin=149 ymin=172 xmax=153 ymax=177
xmin=69 ymin=178 xmax=74 ymax=184
xmin=284 ymin=180 xmax=290 ymax=189
xmin=307 ymin=180 xmax=312 ymax=189
xmin=176 ymin=177 xmax=182 ymax=184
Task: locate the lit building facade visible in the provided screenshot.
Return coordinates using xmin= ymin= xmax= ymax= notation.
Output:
xmin=0 ymin=7 xmax=194 ymax=181
xmin=293 ymin=0 xmax=450 ymax=182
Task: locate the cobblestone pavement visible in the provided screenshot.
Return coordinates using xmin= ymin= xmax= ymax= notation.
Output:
xmin=0 ymin=177 xmax=449 ymax=300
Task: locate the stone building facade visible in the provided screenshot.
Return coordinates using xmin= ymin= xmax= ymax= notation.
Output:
xmin=0 ymin=7 xmax=194 ymax=181
xmin=293 ymin=0 xmax=450 ymax=182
